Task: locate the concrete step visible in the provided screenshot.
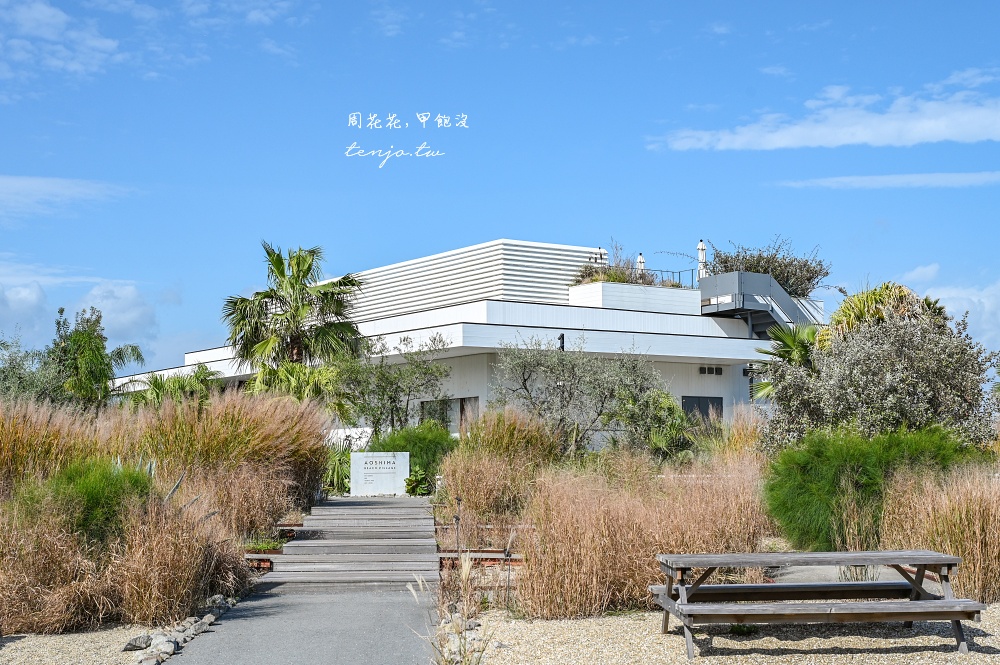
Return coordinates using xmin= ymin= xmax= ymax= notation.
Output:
xmin=302 ymin=516 xmax=434 ymax=524
xmin=307 ymin=510 xmax=433 ymax=518
xmin=312 ymin=503 xmax=430 ymax=511
xmin=282 ymin=540 xmax=437 ymax=555
xmin=250 ymin=553 xmax=440 ymax=564
xmin=259 ymin=571 xmax=438 ymax=584
xmin=274 ymin=562 xmax=440 ymax=573
xmin=293 ymin=529 xmax=434 ymax=540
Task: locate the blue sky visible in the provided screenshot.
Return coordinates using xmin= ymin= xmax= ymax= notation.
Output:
xmin=1 ymin=1 xmax=999 ymax=370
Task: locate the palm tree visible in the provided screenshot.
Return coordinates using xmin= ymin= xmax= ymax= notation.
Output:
xmin=221 ymin=241 xmax=362 ymax=371
xmin=816 ymin=282 xmax=948 ymax=349
xmin=751 ymin=324 xmax=817 ymax=399
xmin=128 ymin=364 xmax=222 ymax=408
xmin=246 ymin=361 xmax=350 ymax=419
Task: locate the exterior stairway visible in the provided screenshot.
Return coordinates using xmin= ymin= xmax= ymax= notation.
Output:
xmin=257 ymin=496 xmax=438 ymax=589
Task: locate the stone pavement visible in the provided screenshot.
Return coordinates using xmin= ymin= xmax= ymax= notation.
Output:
xmin=176 ymin=497 xmax=439 ymax=665
xmin=174 ymin=586 xmax=436 ymax=665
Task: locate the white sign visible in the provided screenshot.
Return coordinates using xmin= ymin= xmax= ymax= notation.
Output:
xmin=350 ymin=452 xmax=410 ymax=496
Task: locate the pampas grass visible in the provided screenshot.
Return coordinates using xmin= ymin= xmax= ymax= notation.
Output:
xmin=882 ymin=465 xmax=1000 ymax=602
xmin=517 ymin=454 xmax=773 ymax=619
xmin=0 ymin=391 xmax=328 ymax=633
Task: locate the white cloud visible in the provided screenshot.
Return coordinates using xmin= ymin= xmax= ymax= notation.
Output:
xmin=779 ymin=171 xmax=1000 ymax=189
xmin=85 ymin=0 xmax=163 ymax=22
xmin=0 ymin=281 xmax=50 ymax=338
xmin=760 ymin=65 xmax=791 ymax=78
xmin=901 ymin=263 xmax=940 ymax=283
xmin=551 ymin=34 xmax=599 ymax=49
xmin=0 ymin=175 xmax=128 ymax=220
xmin=927 ymin=281 xmax=1000 ymax=350
xmin=0 ymin=253 xmax=101 ymax=288
xmin=78 ymin=281 xmax=158 ymax=344
xmin=791 ymin=19 xmax=831 ymax=32
xmin=648 ymin=70 xmax=1000 ymax=151
xmin=0 ymin=254 xmax=161 ymax=351
xmin=6 ymin=1 xmax=70 ymax=40
xmin=371 ymin=7 xmax=405 ymax=37
xmin=708 ymin=22 xmax=730 ymax=35
xmin=440 ymin=30 xmax=469 ymax=48
xmin=260 ymin=37 xmax=294 ymax=58
xmin=0 ymin=1 xmax=121 ymax=76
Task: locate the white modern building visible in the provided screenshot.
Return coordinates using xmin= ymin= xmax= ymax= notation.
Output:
xmin=118 ymin=239 xmax=825 ymax=432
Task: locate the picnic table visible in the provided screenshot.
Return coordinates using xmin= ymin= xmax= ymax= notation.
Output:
xmin=649 ymin=550 xmax=986 ymax=660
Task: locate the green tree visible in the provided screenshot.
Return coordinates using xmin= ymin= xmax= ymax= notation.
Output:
xmin=705 ymin=236 xmax=839 ymax=298
xmin=221 ymin=241 xmax=362 ymax=371
xmin=50 ymin=307 xmax=144 ymax=405
xmin=764 ymin=314 xmax=999 ymax=446
xmin=334 ymin=334 xmax=452 ymax=441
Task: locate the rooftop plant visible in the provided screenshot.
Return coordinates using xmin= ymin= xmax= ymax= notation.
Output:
xmin=705 ymin=236 xmax=838 ymax=298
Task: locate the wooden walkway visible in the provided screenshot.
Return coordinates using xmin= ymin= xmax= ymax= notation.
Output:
xmin=257 ymin=496 xmax=439 ymax=588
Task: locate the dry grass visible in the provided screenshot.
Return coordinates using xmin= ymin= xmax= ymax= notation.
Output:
xmin=0 ymin=508 xmax=115 ymax=634
xmin=688 ymin=404 xmax=765 ymax=460
xmin=460 ymin=408 xmax=562 ymax=465
xmin=0 ymin=392 xmax=328 ymax=633
xmin=517 ymin=453 xmax=774 ymax=619
xmin=439 ymin=409 xmax=562 ymax=550
xmin=438 ymin=447 xmax=538 ymax=550
xmin=0 ymin=393 xmax=328 ymax=507
xmin=0 ymin=400 xmax=97 ymax=496
xmin=882 ymin=465 xmax=1000 ymax=603
xmin=181 ymin=464 xmax=292 ymax=538
xmin=112 ymin=499 xmax=252 ymax=625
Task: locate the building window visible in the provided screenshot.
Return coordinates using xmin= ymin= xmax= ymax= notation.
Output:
xmin=459 ymin=397 xmax=479 ymax=432
xmin=420 ymin=399 xmax=451 ymax=428
xmin=681 ymin=396 xmax=723 ymax=422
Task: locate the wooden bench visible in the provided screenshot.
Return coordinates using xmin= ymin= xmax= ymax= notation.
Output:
xmin=650 ymin=550 xmax=987 ymax=660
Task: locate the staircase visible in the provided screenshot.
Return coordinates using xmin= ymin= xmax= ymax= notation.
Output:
xmin=257 ymin=496 xmax=439 ymax=589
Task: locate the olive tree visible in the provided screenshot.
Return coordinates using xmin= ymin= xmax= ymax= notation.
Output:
xmin=764 ymin=314 xmax=999 ymax=446
xmin=334 ymin=334 xmax=452 ymax=441
xmin=491 ymin=336 xmax=673 ymax=453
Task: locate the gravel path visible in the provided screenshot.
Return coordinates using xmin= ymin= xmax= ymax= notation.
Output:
xmin=0 ymin=625 xmax=137 ymax=665
xmin=481 ymin=605 xmax=1000 ymax=664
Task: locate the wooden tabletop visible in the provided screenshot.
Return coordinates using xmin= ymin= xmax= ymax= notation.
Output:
xmin=658 ymin=550 xmax=961 ymax=572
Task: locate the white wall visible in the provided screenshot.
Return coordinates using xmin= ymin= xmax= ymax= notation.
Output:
xmin=415 ymin=354 xmax=751 ymax=430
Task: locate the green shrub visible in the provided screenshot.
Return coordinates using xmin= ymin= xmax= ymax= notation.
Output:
xmin=17 ymin=458 xmax=152 ymax=545
xmin=764 ymin=427 xmax=978 ymax=551
xmin=369 ymin=421 xmax=455 ymax=479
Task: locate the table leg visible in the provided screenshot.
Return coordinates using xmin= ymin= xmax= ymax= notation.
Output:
xmin=903 ymin=565 xmax=926 ymax=629
xmin=677 ymin=569 xmax=695 ymax=660
xmin=941 ymin=565 xmax=969 ymax=653
xmin=661 ymin=573 xmax=673 ymax=634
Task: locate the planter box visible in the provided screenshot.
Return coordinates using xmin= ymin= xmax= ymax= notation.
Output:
xmin=568 ymin=281 xmax=700 ymax=315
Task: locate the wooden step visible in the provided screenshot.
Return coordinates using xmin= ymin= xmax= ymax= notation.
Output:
xmin=259 ymin=571 xmax=439 ymax=584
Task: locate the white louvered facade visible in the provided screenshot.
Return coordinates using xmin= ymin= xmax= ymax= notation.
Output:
xmin=342 ymin=239 xmax=597 ymax=323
